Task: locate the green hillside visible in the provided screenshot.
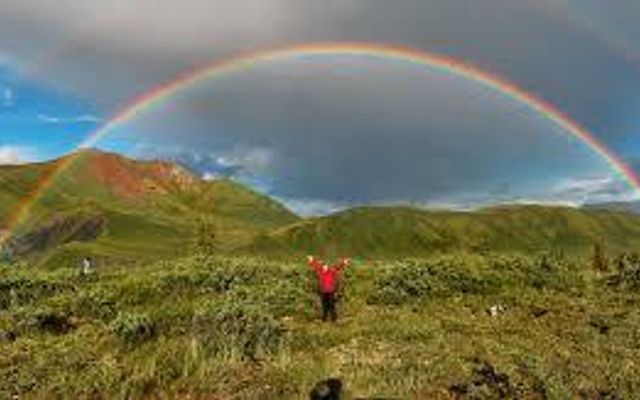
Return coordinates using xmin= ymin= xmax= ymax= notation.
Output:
xmin=584 ymin=200 xmax=640 ymax=214
xmin=0 ymin=150 xmax=299 ymax=264
xmin=254 ymin=205 xmax=640 ymax=257
xmin=3 ymin=150 xmax=640 ymax=264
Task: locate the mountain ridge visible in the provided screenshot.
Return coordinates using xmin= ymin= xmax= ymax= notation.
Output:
xmin=252 ymin=203 xmax=640 ymax=257
xmin=2 ymin=149 xmax=640 ymax=262
xmin=583 ymin=200 xmax=640 ymax=214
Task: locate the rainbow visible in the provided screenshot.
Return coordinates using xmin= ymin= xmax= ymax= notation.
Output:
xmin=3 ymin=42 xmax=639 ymax=241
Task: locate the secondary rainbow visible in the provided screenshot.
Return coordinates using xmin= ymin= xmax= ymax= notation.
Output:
xmin=3 ymin=42 xmax=639 ymax=241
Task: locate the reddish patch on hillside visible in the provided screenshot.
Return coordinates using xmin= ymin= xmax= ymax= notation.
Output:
xmin=85 ymin=151 xmax=196 ymax=200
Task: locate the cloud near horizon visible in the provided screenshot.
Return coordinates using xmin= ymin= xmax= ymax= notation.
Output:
xmin=551 ymin=176 xmax=640 ymax=204
xmin=0 ymin=146 xmax=37 ymax=165
xmin=37 ymin=114 xmax=102 ymax=124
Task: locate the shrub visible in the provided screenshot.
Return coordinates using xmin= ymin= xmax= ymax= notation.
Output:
xmin=368 ymin=261 xmax=445 ymax=305
xmin=518 ymin=255 xmax=585 ymax=292
xmin=157 ymin=256 xmax=274 ymax=295
xmin=110 ymin=312 xmax=156 ymax=345
xmin=26 ymin=309 xmax=75 ymax=334
xmin=193 ymin=298 xmax=284 ymax=360
xmin=433 ymin=265 xmax=501 ymax=295
xmin=75 ymin=287 xmax=118 ymax=321
xmin=611 ymin=254 xmax=640 ymax=291
xmin=250 ymin=270 xmax=316 ymax=319
xmin=368 ymin=258 xmax=502 ymax=305
xmin=0 ymin=274 xmax=68 ymax=308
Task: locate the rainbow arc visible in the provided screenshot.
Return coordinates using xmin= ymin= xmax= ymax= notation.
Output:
xmin=2 ymin=42 xmax=638 ymax=241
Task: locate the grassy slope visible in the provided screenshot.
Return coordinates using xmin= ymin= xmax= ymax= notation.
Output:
xmin=257 ymin=205 xmax=640 ymax=257
xmin=4 ymin=151 xmax=640 ymax=262
xmin=0 ymin=151 xmax=299 ymax=264
xmin=0 ymin=161 xmax=58 ymax=229
xmin=2 ymin=253 xmax=640 ymax=398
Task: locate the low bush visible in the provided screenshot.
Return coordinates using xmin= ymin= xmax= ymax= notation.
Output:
xmin=75 ymin=287 xmax=119 ymax=321
xmin=193 ymin=297 xmax=284 ymax=360
xmin=368 ymin=257 xmax=502 ymax=305
xmin=0 ymin=273 xmax=69 ymax=309
xmin=611 ymin=253 xmax=640 ymax=290
xmin=4 ymin=252 xmax=637 ymax=397
xmin=110 ymin=312 xmax=156 ymax=345
xmin=368 ymin=254 xmax=585 ymax=305
xmin=27 ymin=309 xmax=75 ymax=334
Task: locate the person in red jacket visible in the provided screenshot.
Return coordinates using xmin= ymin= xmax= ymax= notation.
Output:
xmin=307 ymin=255 xmax=350 ymax=322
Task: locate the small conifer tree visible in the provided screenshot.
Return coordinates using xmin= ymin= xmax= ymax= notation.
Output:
xmin=195 ymin=218 xmax=217 ymax=254
xmin=593 ymin=242 xmax=608 ymax=273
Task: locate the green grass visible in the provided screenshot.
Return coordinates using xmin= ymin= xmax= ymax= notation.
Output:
xmin=262 ymin=205 xmax=640 ymax=258
xmin=2 ymin=252 xmax=640 ymax=398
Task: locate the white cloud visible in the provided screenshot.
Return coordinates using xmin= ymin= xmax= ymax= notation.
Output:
xmin=37 ymin=114 xmax=102 ymax=124
xmin=550 ymin=176 xmax=640 ymax=204
xmin=421 ymin=200 xmax=474 ymax=211
xmin=76 ymin=115 xmax=102 ymax=122
xmin=37 ymin=114 xmax=60 ymax=123
xmin=0 ymin=146 xmax=36 ymax=165
xmin=553 ymin=176 xmax=613 ymax=194
xmin=2 ymin=87 xmax=13 ymax=106
xmin=216 ymin=147 xmax=273 ymax=173
xmin=278 ymin=197 xmax=347 ymax=216
xmin=503 ymin=198 xmax=579 ymax=208
xmin=202 ymin=171 xmax=218 ymax=181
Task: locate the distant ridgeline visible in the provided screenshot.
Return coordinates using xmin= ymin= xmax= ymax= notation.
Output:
xmin=1 ymin=149 xmax=640 ymax=264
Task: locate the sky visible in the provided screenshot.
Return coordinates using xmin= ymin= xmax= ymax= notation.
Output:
xmin=1 ymin=0 xmax=640 ymax=215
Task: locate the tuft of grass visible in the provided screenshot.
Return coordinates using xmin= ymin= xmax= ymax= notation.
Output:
xmin=193 ymin=297 xmax=284 ymax=360
xmin=110 ymin=312 xmax=156 ymax=345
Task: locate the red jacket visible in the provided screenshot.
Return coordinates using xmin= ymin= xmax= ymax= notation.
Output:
xmin=308 ymin=258 xmax=348 ymax=293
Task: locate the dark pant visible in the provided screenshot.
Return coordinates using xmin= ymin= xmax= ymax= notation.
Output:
xmin=320 ymin=292 xmax=337 ymax=321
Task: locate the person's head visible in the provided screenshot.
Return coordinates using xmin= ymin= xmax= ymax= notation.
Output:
xmin=309 ymin=378 xmax=342 ymax=400
xmin=322 ymin=264 xmax=329 ymax=272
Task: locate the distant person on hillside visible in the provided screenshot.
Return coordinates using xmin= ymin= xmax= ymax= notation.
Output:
xmin=81 ymin=257 xmax=93 ymax=275
xmin=306 ymin=255 xmax=350 ymax=322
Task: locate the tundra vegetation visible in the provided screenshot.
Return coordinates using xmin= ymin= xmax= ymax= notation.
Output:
xmin=2 ymin=252 xmax=640 ymax=398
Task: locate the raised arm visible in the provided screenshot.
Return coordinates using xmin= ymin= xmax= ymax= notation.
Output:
xmin=307 ymin=255 xmax=322 ymax=271
xmin=334 ymin=257 xmax=351 ymax=270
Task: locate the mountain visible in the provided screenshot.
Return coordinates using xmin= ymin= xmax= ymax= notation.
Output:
xmin=0 ymin=149 xmax=195 ymax=227
xmin=3 ymin=149 xmax=640 ymax=264
xmin=250 ymin=204 xmax=640 ymax=257
xmin=0 ymin=149 xmax=299 ymax=263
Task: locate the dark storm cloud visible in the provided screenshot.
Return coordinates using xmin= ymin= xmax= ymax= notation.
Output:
xmin=629 ymin=159 xmax=640 ymax=179
xmin=2 ymin=0 xmax=640 ymax=127
xmin=117 ymin=59 xmax=609 ymax=207
xmin=1 ymin=0 xmax=639 ymax=211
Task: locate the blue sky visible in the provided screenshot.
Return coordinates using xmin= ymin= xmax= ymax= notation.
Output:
xmin=1 ymin=0 xmax=639 ymax=214
xmin=0 ymin=66 xmax=102 ymax=160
